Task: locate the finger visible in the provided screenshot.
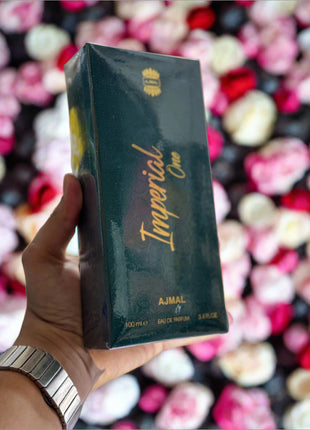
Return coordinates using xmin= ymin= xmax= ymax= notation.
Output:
xmin=32 ymin=174 xmax=82 ymax=260
xmin=90 ymin=312 xmax=233 ymax=389
xmin=90 ymin=342 xmax=164 ymax=389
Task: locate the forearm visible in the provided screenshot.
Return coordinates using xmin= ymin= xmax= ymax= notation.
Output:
xmin=0 ymin=371 xmax=61 ymax=430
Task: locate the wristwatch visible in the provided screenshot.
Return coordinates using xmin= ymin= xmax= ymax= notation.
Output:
xmin=0 ymin=345 xmax=82 ymax=429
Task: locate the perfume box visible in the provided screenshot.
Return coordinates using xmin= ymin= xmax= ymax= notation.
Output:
xmin=65 ymin=43 xmax=228 ymax=349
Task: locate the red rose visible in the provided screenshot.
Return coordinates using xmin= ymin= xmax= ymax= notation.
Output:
xmin=281 ymin=189 xmax=310 ymax=213
xmin=28 ymin=174 xmax=60 ymax=213
xmin=274 ymin=87 xmax=300 ymax=114
xmin=267 ymin=303 xmax=294 ymax=335
xmin=220 ymin=67 xmax=257 ymax=102
xmin=235 ymin=0 xmax=254 ymax=6
xmin=269 ymin=248 xmax=299 ymax=274
xmin=57 ymin=44 xmax=79 ymax=70
xmin=187 ymin=7 xmax=215 ymax=31
xmin=299 ymin=343 xmax=310 ymax=369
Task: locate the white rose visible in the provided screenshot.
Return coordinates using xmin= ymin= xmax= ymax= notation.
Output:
xmin=116 ymin=0 xmax=164 ymax=20
xmin=142 ymin=348 xmax=194 ymax=386
xmin=287 ymin=368 xmax=310 ymax=401
xmin=213 ymin=180 xmax=231 ymax=224
xmin=25 ymin=24 xmax=70 ymax=61
xmin=283 ymin=399 xmax=310 ymax=429
xmin=218 ymin=220 xmax=248 ymax=264
xmin=298 ymin=28 xmax=310 ymax=53
xmin=276 ymin=209 xmax=310 ymax=249
xmin=218 ymin=342 xmax=276 ymax=387
xmin=238 ymin=193 xmax=277 ymax=228
xmin=251 ymin=265 xmax=295 ymax=305
xmin=80 ymin=375 xmax=140 ymax=426
xmin=42 ymin=68 xmax=66 ymax=95
xmin=210 ymin=35 xmax=246 ymax=76
xmin=223 ymin=91 xmax=277 ymax=146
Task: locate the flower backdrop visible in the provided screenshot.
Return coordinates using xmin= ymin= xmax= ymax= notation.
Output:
xmin=0 ymin=0 xmax=310 ymax=428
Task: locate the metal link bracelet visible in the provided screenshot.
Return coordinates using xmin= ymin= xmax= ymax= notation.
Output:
xmin=0 ymin=345 xmax=82 ymax=429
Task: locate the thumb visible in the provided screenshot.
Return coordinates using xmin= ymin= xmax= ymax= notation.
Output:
xmin=31 ymin=174 xmax=82 ymax=259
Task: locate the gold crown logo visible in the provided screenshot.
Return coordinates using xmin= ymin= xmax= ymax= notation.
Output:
xmin=142 ymin=67 xmax=161 ymax=97
xmin=142 ymin=68 xmax=160 ymax=80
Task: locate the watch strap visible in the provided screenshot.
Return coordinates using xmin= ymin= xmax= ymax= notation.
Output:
xmin=0 ymin=345 xmax=82 ymax=429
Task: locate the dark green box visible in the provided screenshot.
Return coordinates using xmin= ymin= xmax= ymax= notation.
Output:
xmin=65 ymin=43 xmax=228 ymax=349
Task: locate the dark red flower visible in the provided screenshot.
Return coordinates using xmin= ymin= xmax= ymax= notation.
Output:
xmin=207 ymin=125 xmax=224 ymax=162
xmin=235 ymin=0 xmax=254 ymax=6
xmin=57 ymin=44 xmax=79 ymax=70
xmin=270 ymin=249 xmax=299 ymax=274
xmin=60 ymin=0 xmax=87 ymax=12
xmin=8 ymin=279 xmax=26 ymax=296
xmin=281 ymin=189 xmax=310 ymax=213
xmin=28 ymin=174 xmax=59 ymax=213
xmin=220 ymin=67 xmax=256 ymax=102
xmin=0 ymin=135 xmax=14 ymax=156
xmin=273 ymin=87 xmax=300 ymax=114
xmin=267 ymin=303 xmax=294 ymax=335
xmin=187 ymin=7 xmax=215 ymax=31
xmin=299 ymin=343 xmax=310 ymax=370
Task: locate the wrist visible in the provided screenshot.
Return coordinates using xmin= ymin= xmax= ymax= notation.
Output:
xmin=15 ymin=311 xmax=101 ymax=403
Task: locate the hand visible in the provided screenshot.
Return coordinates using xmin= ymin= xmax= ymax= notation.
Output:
xmin=17 ymin=173 xmax=231 ymax=402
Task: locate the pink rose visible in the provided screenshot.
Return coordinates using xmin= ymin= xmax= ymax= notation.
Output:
xmin=0 ymin=34 xmax=10 ymax=70
xmin=292 ymin=259 xmax=310 ymax=305
xmin=16 ymin=62 xmax=52 ymax=106
xmin=285 ymin=57 xmax=310 ymax=105
xmin=222 ymin=253 xmax=251 ymax=300
xmin=284 ymin=323 xmax=310 ymax=355
xmin=295 ymin=0 xmax=310 ymax=27
xmin=0 ymin=96 xmax=20 ymax=120
xmin=0 ymin=116 xmax=15 ymax=155
xmin=187 ymin=324 xmax=243 ymax=360
xmin=0 ymin=68 xmax=18 ymax=96
xmin=251 ymin=265 xmax=295 ymax=306
xmin=208 ymin=128 xmax=225 ymax=163
xmin=257 ymin=35 xmax=298 ymax=75
xmin=238 ymin=23 xmax=261 ymax=59
xmin=212 ymin=180 xmax=230 ymax=224
xmin=249 ymin=1 xmax=297 ymax=26
xmin=155 ymin=382 xmax=214 ymax=430
xmin=0 ymin=1 xmax=43 ymax=33
xmin=247 ymin=226 xmax=279 ymax=264
xmin=240 ymin=296 xmax=272 ymax=343
xmin=111 ymin=420 xmax=137 ymax=430
xmin=213 ymin=385 xmax=276 ymax=430
xmin=187 ymin=336 xmax=224 ymax=361
xmin=138 ymin=385 xmax=168 ymax=413
xmin=76 ymin=17 xmax=126 ymax=49
xmin=60 ymin=0 xmax=98 ymax=12
xmin=177 ymin=29 xmax=214 ymax=69
xmin=149 ymin=11 xmax=188 ymax=54
xmin=245 ymin=138 xmax=310 ymax=195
